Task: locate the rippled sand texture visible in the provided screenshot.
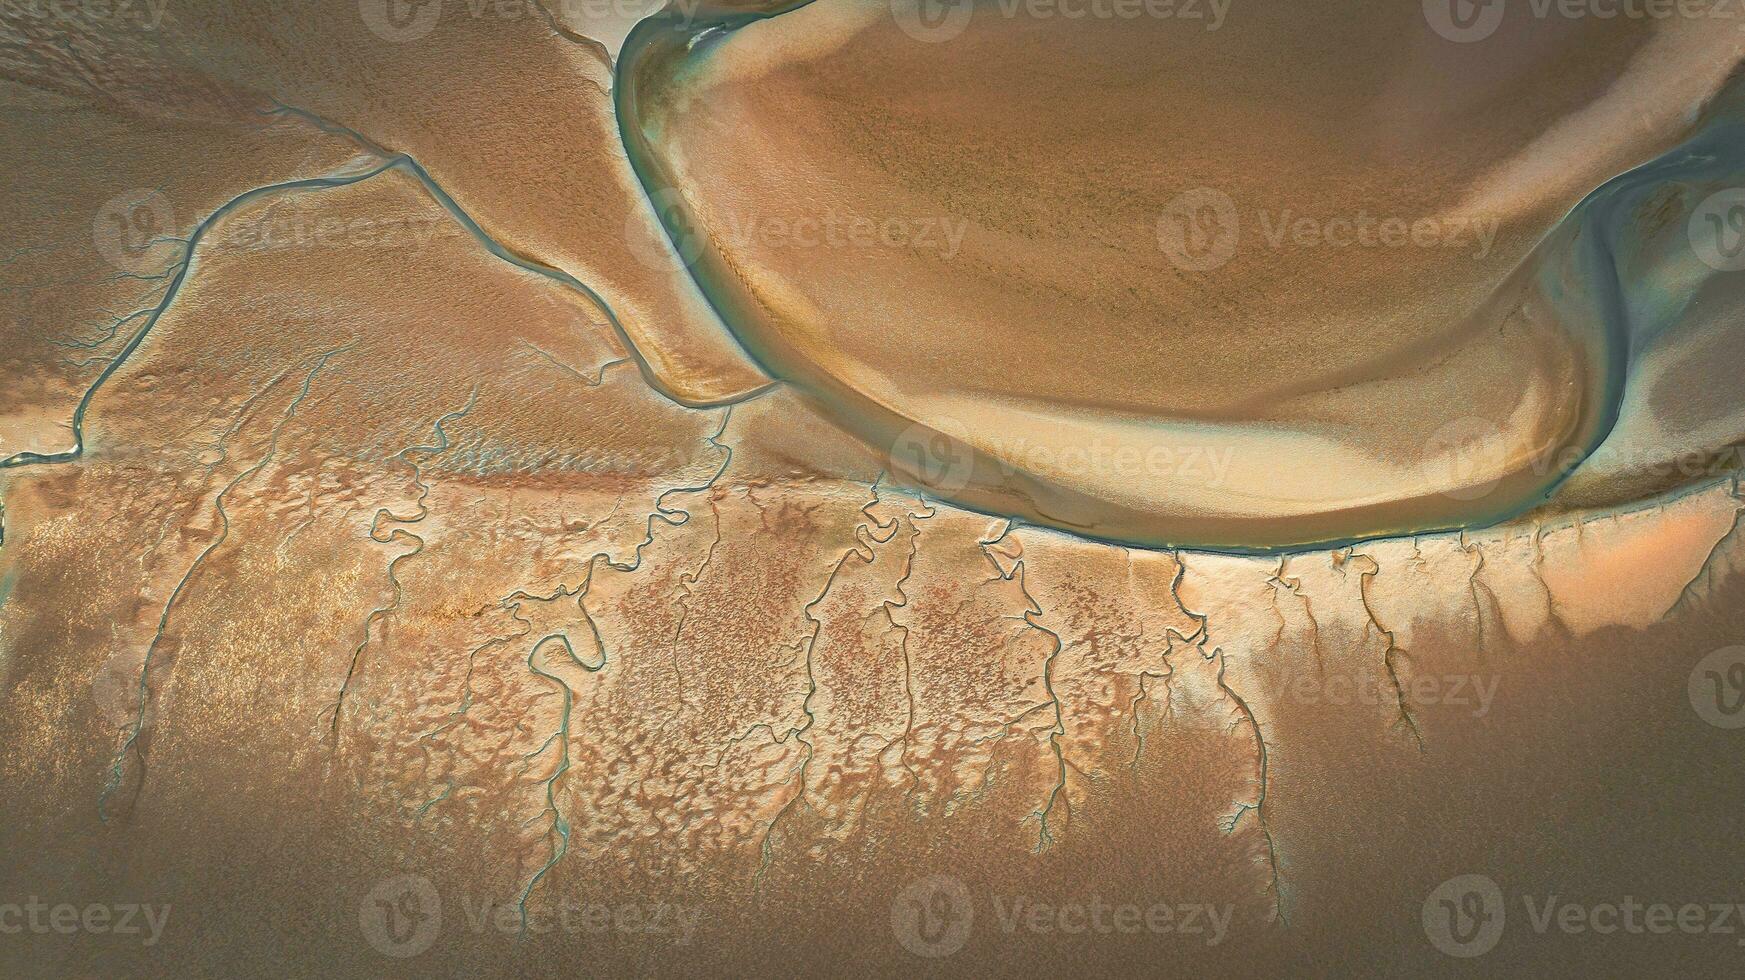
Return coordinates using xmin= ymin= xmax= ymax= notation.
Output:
xmin=621 ymin=0 xmax=1745 ymax=548
xmin=2 ymin=1 xmax=1745 ymax=977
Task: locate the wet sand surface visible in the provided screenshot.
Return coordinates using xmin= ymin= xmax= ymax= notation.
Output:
xmin=2 ymin=1 xmax=1745 ymax=976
